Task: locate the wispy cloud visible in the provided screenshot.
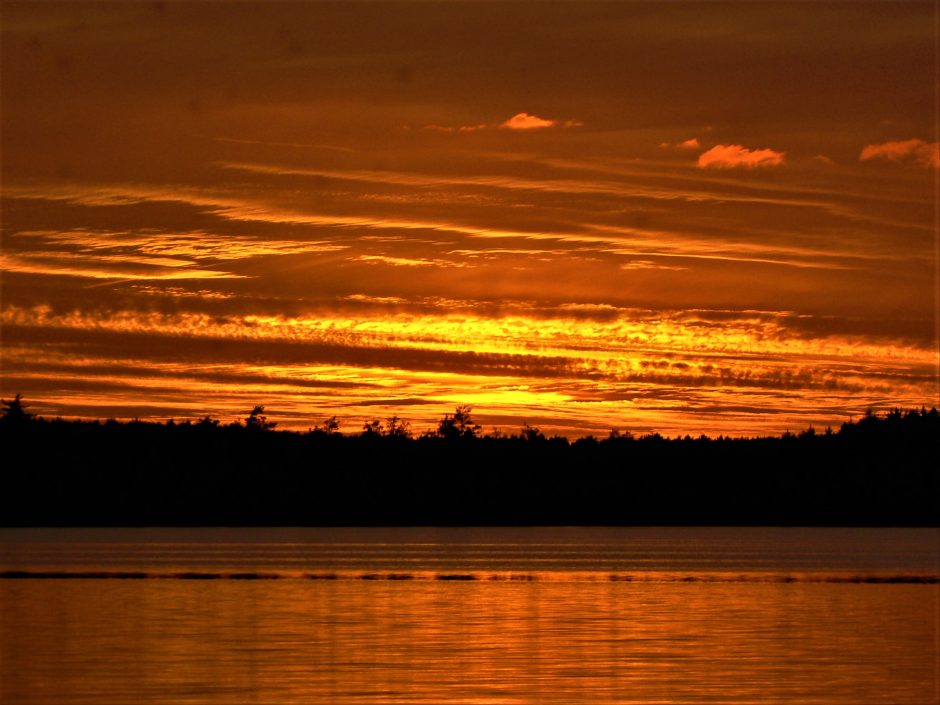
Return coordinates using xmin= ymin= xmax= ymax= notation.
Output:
xmin=583 ymin=224 xmax=875 ymax=270
xmin=423 ymin=123 xmax=488 ymax=134
xmin=4 ymin=181 xmax=887 ymax=273
xmin=620 ymin=259 xmax=687 ymax=271
xmin=212 ymin=136 xmax=355 ymax=153
xmin=342 ymin=294 xmax=409 ymax=305
xmin=0 ymin=252 xmax=242 ymax=282
xmin=354 ymin=255 xmax=466 ymax=268
xmin=860 ymin=138 xmax=940 ymax=168
xmin=131 ymin=285 xmax=235 ymax=300
xmin=660 ymin=138 xmax=701 ymax=150
xmin=1 ymin=228 xmax=347 ymax=284
xmin=697 ymin=144 xmax=786 ymax=169
xmin=218 ymin=161 xmax=863 ymax=220
xmin=11 ymin=229 xmax=347 ymax=261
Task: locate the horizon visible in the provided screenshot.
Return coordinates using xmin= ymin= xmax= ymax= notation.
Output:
xmin=4 ymin=394 xmax=937 ymax=442
xmin=2 ymin=2 xmax=938 ymax=438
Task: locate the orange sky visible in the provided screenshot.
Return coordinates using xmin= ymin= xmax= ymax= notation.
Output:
xmin=1 ymin=2 xmax=937 ymax=437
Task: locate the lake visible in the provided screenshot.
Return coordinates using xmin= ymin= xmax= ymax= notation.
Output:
xmin=1 ymin=527 xmax=938 ymax=704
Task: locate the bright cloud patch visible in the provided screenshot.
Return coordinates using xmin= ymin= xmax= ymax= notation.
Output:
xmin=698 ymin=144 xmax=786 ymax=169
xmin=500 ymin=113 xmax=557 ymax=130
xmin=425 ymin=113 xmax=579 ymax=133
xmin=860 ymin=139 xmax=940 ymax=168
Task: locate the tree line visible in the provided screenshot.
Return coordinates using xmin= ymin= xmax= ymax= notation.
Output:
xmin=1 ymin=395 xmax=937 ymax=527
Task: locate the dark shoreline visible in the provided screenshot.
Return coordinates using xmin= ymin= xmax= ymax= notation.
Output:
xmin=1 ymin=570 xmax=936 ymax=583
xmin=2 ymin=408 xmax=937 ymax=527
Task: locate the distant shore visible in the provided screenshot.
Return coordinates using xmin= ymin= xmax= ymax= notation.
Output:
xmin=2 ymin=400 xmax=937 ymax=527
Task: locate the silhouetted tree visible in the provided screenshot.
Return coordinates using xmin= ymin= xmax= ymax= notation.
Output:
xmin=245 ymin=405 xmax=276 ymax=431
xmin=312 ymin=415 xmax=340 ymax=435
xmin=520 ymin=423 xmax=545 ymax=442
xmin=362 ymin=418 xmax=384 ymax=436
xmin=362 ymin=416 xmax=412 ymax=438
xmin=385 ymin=415 xmax=412 ymax=439
xmin=435 ymin=405 xmax=481 ymax=440
xmin=607 ymin=429 xmax=634 ymax=442
xmin=572 ymin=434 xmax=598 ymax=449
xmin=0 ymin=394 xmax=33 ymax=426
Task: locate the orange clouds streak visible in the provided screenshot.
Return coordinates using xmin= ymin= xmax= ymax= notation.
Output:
xmin=355 ymin=255 xmax=467 ymax=268
xmin=217 ymin=160 xmax=919 ymax=242
xmin=697 ymin=145 xmax=786 ymax=169
xmin=1 ymin=228 xmax=348 ymax=282
xmin=860 ymin=139 xmax=940 ymax=168
xmin=5 ymin=304 xmax=931 ymax=373
xmin=4 ymin=302 xmax=935 ymax=437
xmin=0 ymin=252 xmax=243 ymax=282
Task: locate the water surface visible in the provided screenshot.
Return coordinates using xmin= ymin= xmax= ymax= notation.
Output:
xmin=1 ymin=527 xmax=937 ymax=704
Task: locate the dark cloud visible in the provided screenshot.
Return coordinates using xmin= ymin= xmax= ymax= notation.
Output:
xmin=1 ymin=324 xmax=588 ymax=380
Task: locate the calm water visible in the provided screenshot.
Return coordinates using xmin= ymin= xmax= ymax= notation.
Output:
xmin=1 ymin=527 xmax=938 ymax=705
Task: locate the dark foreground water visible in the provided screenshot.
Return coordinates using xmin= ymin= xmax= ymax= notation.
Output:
xmin=1 ymin=527 xmax=938 ymax=704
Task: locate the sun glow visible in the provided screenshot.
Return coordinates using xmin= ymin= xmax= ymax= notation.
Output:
xmin=1 ymin=2 xmax=936 ymax=436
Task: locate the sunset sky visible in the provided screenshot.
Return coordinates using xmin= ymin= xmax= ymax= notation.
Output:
xmin=1 ymin=2 xmax=937 ymax=437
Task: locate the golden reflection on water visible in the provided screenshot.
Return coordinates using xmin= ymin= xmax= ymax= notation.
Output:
xmin=2 ymin=577 xmax=937 ymax=705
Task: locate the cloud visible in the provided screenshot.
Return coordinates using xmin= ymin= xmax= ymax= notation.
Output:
xmin=697 ymin=144 xmax=786 ymax=169
xmin=425 ymin=113 xmax=579 ymax=133
xmin=12 ymin=172 xmax=878 ymax=244
xmin=12 ymin=228 xmax=346 ymax=261
xmin=213 ymin=136 xmax=355 ymax=152
xmin=500 ymin=113 xmax=557 ymax=130
xmin=859 ymin=139 xmax=940 ymax=168
xmin=132 ymin=285 xmax=234 ymax=300
xmin=5 ymin=300 xmax=934 ymax=437
xmin=619 ymin=259 xmax=687 ymax=271
xmin=0 ymin=252 xmax=242 ymax=282
xmin=342 ymin=294 xmax=409 ymax=305
xmin=659 ymin=138 xmax=701 ymax=150
xmin=0 ymin=228 xmax=346 ymax=286
xmin=354 ymin=255 xmax=466 ymax=268
xmin=423 ymin=123 xmax=488 ymax=134
xmin=220 ymin=160 xmax=844 ymax=220
xmin=6 ymin=181 xmax=877 ymax=273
